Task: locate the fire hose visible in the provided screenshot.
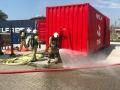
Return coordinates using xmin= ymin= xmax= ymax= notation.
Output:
xmin=0 ymin=62 xmax=120 ymax=74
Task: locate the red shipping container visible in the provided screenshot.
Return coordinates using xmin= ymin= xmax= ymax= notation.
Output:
xmin=46 ymin=3 xmax=110 ymax=54
xmin=104 ymin=17 xmax=110 ymax=47
xmin=37 ymin=19 xmax=46 ymax=43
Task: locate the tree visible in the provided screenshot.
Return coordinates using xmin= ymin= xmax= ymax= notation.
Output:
xmin=30 ymin=16 xmax=45 ymax=20
xmin=110 ymin=30 xmax=118 ymax=41
xmin=0 ymin=10 xmax=8 ymax=20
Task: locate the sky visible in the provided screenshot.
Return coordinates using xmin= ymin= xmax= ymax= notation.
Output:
xmin=0 ymin=0 xmax=120 ymax=25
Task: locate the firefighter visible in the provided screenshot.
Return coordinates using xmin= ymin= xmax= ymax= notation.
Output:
xmin=48 ymin=32 xmax=61 ymax=63
xmin=30 ymin=29 xmax=39 ymax=62
xmin=19 ymin=30 xmax=27 ymax=51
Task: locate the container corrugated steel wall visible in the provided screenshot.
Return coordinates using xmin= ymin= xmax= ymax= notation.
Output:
xmin=37 ymin=19 xmax=46 ymax=43
xmin=46 ymin=3 xmax=110 ymax=54
xmin=88 ymin=5 xmax=109 ymax=53
xmin=104 ymin=17 xmax=110 ymax=47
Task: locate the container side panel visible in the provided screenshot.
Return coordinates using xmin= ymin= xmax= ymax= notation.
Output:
xmin=101 ymin=17 xmax=105 ymax=47
xmin=77 ymin=6 xmax=83 ymax=51
xmin=56 ymin=7 xmax=60 ymax=32
xmin=46 ymin=8 xmax=49 ymax=45
xmin=64 ymin=7 xmax=69 ymax=48
xmin=88 ymin=7 xmax=92 ymax=52
xmin=37 ymin=19 xmax=46 ymax=42
xmin=56 ymin=7 xmax=61 ymax=47
xmin=96 ymin=13 xmax=105 ymax=50
xmin=68 ymin=6 xmax=74 ymax=50
xmin=90 ymin=7 xmax=99 ymax=52
xmin=49 ymin=8 xmax=53 ymax=38
xmin=60 ymin=7 xmax=65 ymax=48
xmin=89 ymin=7 xmax=96 ymax=52
xmin=89 ymin=5 xmax=107 ymax=52
xmin=75 ymin=6 xmax=79 ymax=50
xmin=62 ymin=7 xmax=67 ymax=48
xmin=59 ymin=7 xmax=62 ymax=48
xmin=52 ymin=8 xmax=57 ymax=34
xmin=81 ymin=5 xmax=88 ymax=53
xmin=72 ymin=6 xmax=78 ymax=50
xmin=105 ymin=17 xmax=110 ymax=47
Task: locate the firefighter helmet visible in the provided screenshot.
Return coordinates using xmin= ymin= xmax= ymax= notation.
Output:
xmin=33 ymin=29 xmax=37 ymax=34
xmin=53 ymin=32 xmax=59 ymax=38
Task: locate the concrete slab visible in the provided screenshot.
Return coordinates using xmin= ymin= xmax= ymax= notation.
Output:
xmin=0 ymin=43 xmax=120 ymax=90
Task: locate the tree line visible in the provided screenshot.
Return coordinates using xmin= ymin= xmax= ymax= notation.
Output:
xmin=0 ymin=10 xmax=8 ymax=20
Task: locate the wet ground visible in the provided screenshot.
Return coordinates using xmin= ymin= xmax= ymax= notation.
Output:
xmin=0 ymin=66 xmax=120 ymax=90
xmin=0 ymin=42 xmax=120 ymax=90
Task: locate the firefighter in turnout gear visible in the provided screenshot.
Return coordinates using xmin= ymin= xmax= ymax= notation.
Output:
xmin=19 ymin=30 xmax=28 ymax=51
xmin=30 ymin=29 xmax=39 ymax=62
xmin=48 ymin=32 xmax=61 ymax=64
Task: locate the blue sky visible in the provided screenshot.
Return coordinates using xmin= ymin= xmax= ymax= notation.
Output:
xmin=0 ymin=0 xmax=120 ymax=25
